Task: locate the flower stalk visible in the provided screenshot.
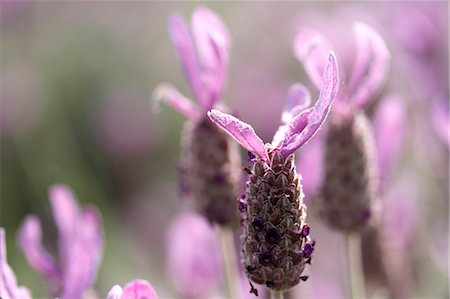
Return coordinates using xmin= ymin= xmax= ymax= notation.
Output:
xmin=270 ymin=290 xmax=285 ymax=299
xmin=219 ymin=227 xmax=239 ymax=299
xmin=347 ymin=232 xmax=366 ymax=299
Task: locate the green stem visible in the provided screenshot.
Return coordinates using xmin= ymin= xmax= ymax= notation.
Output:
xmin=219 ymin=227 xmax=238 ymax=299
xmin=347 ymin=232 xmax=366 ymax=299
xmin=270 ymin=290 xmax=285 ymax=299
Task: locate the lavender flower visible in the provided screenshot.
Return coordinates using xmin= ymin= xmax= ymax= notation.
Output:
xmin=0 ymin=228 xmax=32 ymax=299
xmin=208 ymin=53 xmax=339 ymax=291
xmin=107 ymin=279 xmax=157 ymax=299
xmin=295 ymin=22 xmax=389 ymax=231
xmin=166 ymin=210 xmax=222 ymax=299
xmin=361 ymin=98 xmax=418 ymax=298
xmin=373 ymin=96 xmax=407 ymax=185
xmin=153 ymin=7 xmax=241 ymax=226
xmin=18 ymin=184 xmax=103 ymax=299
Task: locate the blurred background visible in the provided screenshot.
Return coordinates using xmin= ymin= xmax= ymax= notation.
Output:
xmin=1 ymin=1 xmax=448 ymax=298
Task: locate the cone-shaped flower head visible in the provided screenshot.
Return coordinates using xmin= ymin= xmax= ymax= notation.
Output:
xmin=166 ymin=210 xmax=222 ymax=299
xmin=295 ymin=22 xmax=389 ymax=232
xmin=208 ymin=53 xmax=339 ymax=292
xmin=0 ymin=228 xmax=32 ymax=299
xmin=107 ymin=279 xmax=158 ymax=299
xmin=18 ymin=184 xmax=103 ymax=299
xmin=362 ymin=98 xmax=415 ymax=297
xmin=152 ymin=7 xmax=241 ymax=226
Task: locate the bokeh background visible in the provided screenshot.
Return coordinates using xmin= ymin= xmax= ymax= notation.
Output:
xmin=1 ymin=1 xmax=448 ymax=298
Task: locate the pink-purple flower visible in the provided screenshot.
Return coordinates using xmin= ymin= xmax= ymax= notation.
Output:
xmin=107 ymin=279 xmax=158 ymax=299
xmin=295 ymin=22 xmax=390 ymax=118
xmin=373 ymin=95 xmax=407 ymax=184
xmin=166 ymin=210 xmax=222 ymax=299
xmin=18 ymin=184 xmax=103 ymax=299
xmin=153 ymin=7 xmax=230 ymax=120
xmin=0 ymin=228 xmax=32 ymax=299
xmin=207 ymin=52 xmax=338 ymax=159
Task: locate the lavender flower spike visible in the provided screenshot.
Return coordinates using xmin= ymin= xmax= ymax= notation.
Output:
xmin=208 ymin=52 xmax=339 ymax=292
xmin=295 ymin=23 xmax=389 ymax=232
xmin=107 ymin=280 xmax=158 ymax=299
xmin=0 ymin=228 xmax=32 ymax=299
xmin=18 ymin=184 xmax=103 ymax=299
xmin=153 ymin=7 xmax=241 ymax=226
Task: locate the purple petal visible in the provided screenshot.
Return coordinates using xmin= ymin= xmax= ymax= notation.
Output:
xmin=166 ymin=211 xmax=221 ymax=298
xmin=121 ymin=280 xmax=158 ymax=299
xmin=60 ymin=206 xmax=103 ymax=299
xmin=348 ymin=22 xmax=390 ymax=110
xmin=280 ymin=52 xmax=339 ymax=157
xmin=1 ymin=228 xmax=32 ymax=299
xmin=192 ymin=7 xmax=230 ymax=110
xmin=152 ymin=83 xmax=201 ymax=120
xmin=17 ymin=216 xmax=60 ymax=281
xmin=373 ymin=96 xmax=406 ymax=181
xmin=207 ymin=109 xmax=269 ymax=162
xmin=168 ymin=14 xmax=204 ymax=106
xmin=49 ymin=183 xmax=80 ymax=274
xmin=49 ymin=184 xmax=79 ymax=242
xmin=272 ymin=84 xmax=311 ymax=147
xmin=293 ymin=28 xmax=331 ymax=90
xmin=107 ymin=285 xmax=123 ymax=299
xmin=282 ymin=84 xmax=312 ymax=123
xmin=279 ymin=108 xmax=312 ymax=150
xmin=382 ymin=176 xmax=418 ymax=251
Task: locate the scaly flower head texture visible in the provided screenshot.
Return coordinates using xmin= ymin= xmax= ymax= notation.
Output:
xmin=107 ymin=280 xmax=158 ymax=299
xmin=295 ymin=23 xmax=389 ymax=232
xmin=208 ymin=53 xmax=338 ymax=292
xmin=153 ymin=7 xmax=241 ymax=226
xmin=0 ymin=228 xmax=32 ymax=299
xmin=18 ymin=184 xmax=103 ymax=299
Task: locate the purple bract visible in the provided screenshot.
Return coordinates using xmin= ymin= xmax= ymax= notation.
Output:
xmin=0 ymin=228 xmax=32 ymax=299
xmin=18 ymin=184 xmax=103 ymax=299
xmin=207 ymin=52 xmax=338 ymax=160
xmin=152 ymin=7 xmax=230 ymax=120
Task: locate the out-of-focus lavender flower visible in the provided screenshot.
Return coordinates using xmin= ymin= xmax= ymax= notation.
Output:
xmin=152 ymin=7 xmax=241 ymax=226
xmin=296 ymin=22 xmax=389 ymax=232
xmin=383 ymin=2 xmax=448 ymax=102
xmin=0 ymin=228 xmax=32 ymax=299
xmin=208 ymin=53 xmax=338 ymax=291
xmin=18 ymin=184 xmax=103 ymax=299
xmin=152 ymin=6 xmax=230 ymax=121
xmin=295 ymin=22 xmax=390 ymax=119
xmin=373 ymin=95 xmax=407 ymax=184
xmin=166 ymin=210 xmax=222 ymax=299
xmin=362 ymin=175 xmax=419 ymax=298
xmin=107 ymin=279 xmax=157 ymax=299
